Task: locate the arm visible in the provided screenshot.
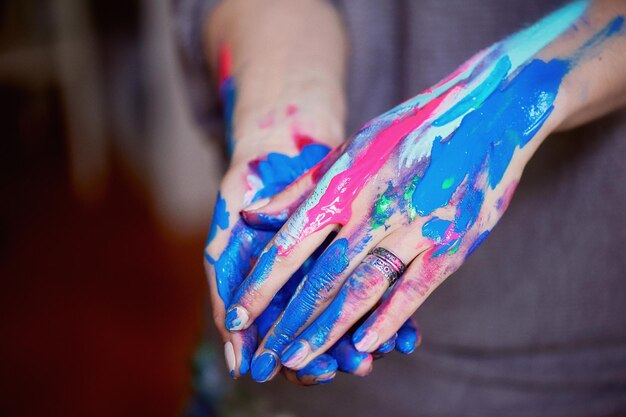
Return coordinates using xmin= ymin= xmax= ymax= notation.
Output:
xmin=226 ymin=0 xmax=626 ymax=370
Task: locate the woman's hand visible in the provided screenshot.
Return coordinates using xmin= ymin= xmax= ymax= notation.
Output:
xmin=204 ymin=0 xmax=425 ymax=384
xmin=226 ymin=2 xmax=626 ymax=372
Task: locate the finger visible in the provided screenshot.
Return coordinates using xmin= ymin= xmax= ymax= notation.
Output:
xmin=225 ymin=226 xmax=333 ymax=332
xmin=204 ymin=188 xmax=276 ymax=377
xmin=252 ymin=234 xmax=375 ymax=375
xmin=395 ymin=317 xmax=422 ymax=355
xmin=328 ymin=336 xmax=373 ymax=377
xmin=295 ymin=354 xmax=338 ymax=385
xmin=241 ymin=146 xmax=342 ymax=229
xmin=224 ymin=325 xmax=257 ymax=378
xmin=279 ymin=255 xmax=403 ymax=371
xmin=375 ymin=333 xmax=397 ymax=354
xmin=352 ymin=247 xmax=464 ymax=353
xmin=227 ymin=132 xmax=400 ymax=332
xmin=279 ymin=226 xmax=424 ymax=370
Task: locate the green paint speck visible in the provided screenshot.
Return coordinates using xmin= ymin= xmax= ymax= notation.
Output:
xmin=441 ymin=177 xmax=455 ymax=190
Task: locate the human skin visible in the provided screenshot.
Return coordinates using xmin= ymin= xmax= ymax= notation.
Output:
xmin=203 ymin=0 xmax=420 ymax=384
xmin=225 ymin=0 xmax=626 ymax=375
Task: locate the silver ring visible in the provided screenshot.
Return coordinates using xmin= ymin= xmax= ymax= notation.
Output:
xmin=370 ymin=247 xmax=406 ymax=275
xmin=363 ymin=247 xmax=406 ymax=286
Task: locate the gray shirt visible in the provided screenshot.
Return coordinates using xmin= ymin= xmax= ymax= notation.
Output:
xmin=175 ymin=1 xmax=626 ymax=415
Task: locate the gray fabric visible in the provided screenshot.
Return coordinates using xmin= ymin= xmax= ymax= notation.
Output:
xmin=175 ymin=0 xmax=626 ymax=415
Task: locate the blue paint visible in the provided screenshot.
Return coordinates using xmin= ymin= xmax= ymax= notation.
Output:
xmin=466 ymin=230 xmax=491 ymax=258
xmin=284 ymin=262 xmax=378 ymax=356
xmin=242 ymin=211 xmax=286 ymax=231
xmin=453 ymin=187 xmax=484 ymax=234
xmin=219 ymin=77 xmax=236 ymax=156
xmin=412 ymin=58 xmax=568 ymax=218
xmin=422 ymin=218 xmax=452 ymax=243
xmin=264 ymin=239 xmax=350 ymax=355
xmin=434 ymin=56 xmax=512 ymax=126
xmin=228 ymin=245 xmax=279 ymax=318
xmin=207 ymin=192 xmax=229 ymax=244
xmin=396 ymin=320 xmax=418 ymax=354
xmin=249 ymin=144 xmax=330 ymax=202
xmin=205 ymin=223 xmax=272 ymax=306
xmin=377 ymin=334 xmax=397 ymax=354
xmin=297 ymin=354 xmax=338 ymax=384
xmin=250 ymin=351 xmax=277 ymax=382
xmin=569 ymin=16 xmax=625 ymax=64
xmin=238 ymin=326 xmax=257 ymax=375
xmin=328 ymin=337 xmax=369 ymax=373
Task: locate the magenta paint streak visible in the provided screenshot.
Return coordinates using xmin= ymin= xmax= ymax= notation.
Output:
xmin=281 ymin=89 xmax=456 ymax=254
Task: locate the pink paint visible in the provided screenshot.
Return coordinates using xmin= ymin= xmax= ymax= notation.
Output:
xmin=218 ymin=44 xmax=232 ymax=85
xmin=285 ymin=104 xmax=299 ymax=117
xmin=293 ymin=133 xmax=317 ymax=151
xmin=258 ymin=111 xmax=275 ymax=129
xmin=278 ymin=89 xmax=457 ymax=255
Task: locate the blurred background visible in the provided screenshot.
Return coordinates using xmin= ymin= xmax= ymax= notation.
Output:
xmin=0 ymin=0 xmax=235 ymax=416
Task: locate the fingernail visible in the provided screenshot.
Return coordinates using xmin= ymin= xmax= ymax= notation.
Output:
xmin=377 ymin=335 xmax=397 ymax=354
xmin=250 ymin=352 xmax=278 ymax=383
xmin=315 ymin=371 xmax=336 ymax=384
xmin=354 ymin=330 xmax=379 ymax=352
xmin=244 ymin=197 xmax=270 ymax=211
xmin=281 ymin=340 xmax=310 ymax=369
xmin=224 ymin=341 xmax=236 ymax=377
xmin=225 ymin=305 xmax=249 ymax=331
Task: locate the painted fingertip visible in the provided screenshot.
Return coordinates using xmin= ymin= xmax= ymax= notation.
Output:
xmin=396 ymin=327 xmax=418 ymax=355
xmin=297 ymin=355 xmax=338 ymax=385
xmin=224 ymin=341 xmax=236 ymax=377
xmin=377 ymin=334 xmax=397 ymax=354
xmin=281 ymin=340 xmax=311 ymax=369
xmin=243 ymin=197 xmax=270 ymax=212
xmin=250 ymin=351 xmax=279 ymax=383
xmin=225 ymin=305 xmax=249 ymax=331
xmin=353 ymin=330 xmax=379 ymax=353
xmin=240 ymin=210 xmax=286 ymax=230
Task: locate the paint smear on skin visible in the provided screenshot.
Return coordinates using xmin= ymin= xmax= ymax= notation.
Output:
xmin=206 ymin=224 xmax=274 ymax=308
xmin=273 ymin=3 xmax=590 ymax=255
xmin=245 ymin=144 xmax=331 ymax=204
xmin=329 ymin=336 xmax=370 ymax=373
xmin=238 ymin=324 xmax=258 ymax=375
xmin=296 ymin=353 xmax=338 ymax=383
xmin=263 ymin=239 xmax=350 ymax=355
xmin=286 ymin=104 xmax=299 ymax=117
xmin=287 ymin=262 xmax=387 ymax=353
xmin=396 ymin=320 xmax=419 ymax=354
xmin=466 ymin=230 xmax=491 ymax=258
xmin=422 ymin=218 xmax=453 ymax=243
xmin=258 ymin=111 xmax=275 ymax=129
xmin=207 ymin=192 xmax=229 ymax=244
xmin=218 ymin=45 xmax=236 ymax=157
xmin=228 ymin=245 xmax=278 ymax=318
xmin=293 ymin=133 xmax=319 ymax=151
xmin=276 ymin=88 xmax=456 ymax=255
xmin=280 ymin=5 xmax=626 ymax=356
xmin=371 ymin=183 xmax=396 ymax=229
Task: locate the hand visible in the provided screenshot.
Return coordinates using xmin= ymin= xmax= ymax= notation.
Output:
xmin=226 ymin=3 xmax=624 ymax=371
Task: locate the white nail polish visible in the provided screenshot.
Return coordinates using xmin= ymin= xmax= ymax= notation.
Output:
xmin=244 ymin=198 xmax=270 ymax=211
xmin=224 ymin=341 xmax=236 ymax=375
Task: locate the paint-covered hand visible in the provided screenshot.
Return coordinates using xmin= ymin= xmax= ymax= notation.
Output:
xmin=203 ymin=100 xmax=340 ymax=379
xmin=225 ymin=3 xmax=620 ymax=372
xmin=204 ymin=122 xmax=419 ymax=383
